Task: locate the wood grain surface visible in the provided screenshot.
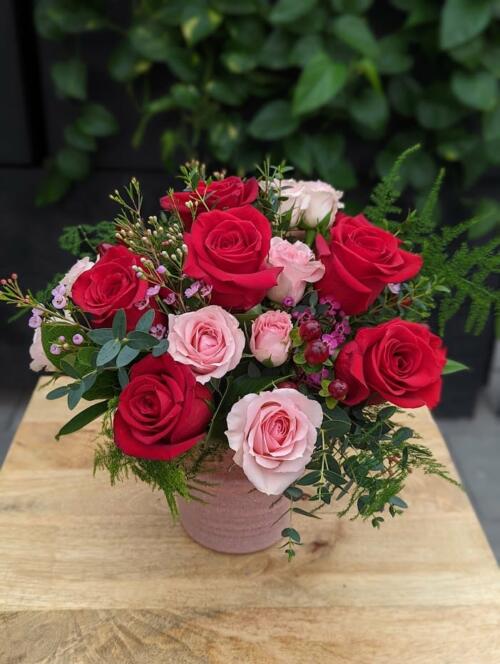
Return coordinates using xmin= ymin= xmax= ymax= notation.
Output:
xmin=0 ymin=379 xmax=499 ymax=663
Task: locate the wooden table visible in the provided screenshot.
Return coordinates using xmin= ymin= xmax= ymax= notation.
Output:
xmin=1 ymin=380 xmax=499 ymax=663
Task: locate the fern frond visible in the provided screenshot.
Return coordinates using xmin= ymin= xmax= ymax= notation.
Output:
xmin=365 ymin=144 xmax=421 ymax=227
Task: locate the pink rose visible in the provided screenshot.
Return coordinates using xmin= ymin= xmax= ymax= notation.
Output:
xmin=265 ymin=178 xmax=344 ymax=228
xmin=29 ymin=328 xmax=56 ymax=372
xmin=167 ymin=305 xmax=245 ymax=384
xmin=266 ymin=237 xmax=325 ymax=305
xmin=61 ymin=256 xmax=94 ymax=295
xmin=250 ymin=310 xmax=292 ymax=367
xmin=226 ymin=388 xmax=323 ymax=494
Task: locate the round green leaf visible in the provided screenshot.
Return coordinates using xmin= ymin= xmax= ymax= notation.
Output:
xmin=269 ymin=0 xmax=317 ymax=24
xmin=451 ymin=70 xmax=497 ymax=111
xmin=35 ymin=167 xmax=70 ymax=206
xmin=350 ymin=89 xmax=389 ymax=133
xmin=56 ymin=148 xmax=90 ymax=181
xmin=181 ymin=7 xmax=222 ymax=45
xmin=248 ymin=100 xmax=299 ymax=140
xmin=51 ymin=58 xmax=87 ymax=100
xmin=440 ymin=0 xmax=492 ymax=50
xmin=292 ymin=53 xmax=347 ymax=116
xmin=331 ymin=15 xmax=379 ymax=59
xmin=76 ymin=104 xmax=118 ymax=138
xmin=64 ymin=124 xmax=97 ymax=152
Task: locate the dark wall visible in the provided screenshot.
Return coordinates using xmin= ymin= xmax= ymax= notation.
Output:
xmin=0 ymin=1 xmax=495 ymax=414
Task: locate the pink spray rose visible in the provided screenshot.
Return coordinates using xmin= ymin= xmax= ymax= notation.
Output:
xmin=250 ymin=310 xmax=293 ymax=367
xmin=226 ymin=388 xmax=323 ymax=495
xmin=167 ymin=305 xmax=245 ymax=384
xmin=266 ymin=237 xmax=325 ymax=305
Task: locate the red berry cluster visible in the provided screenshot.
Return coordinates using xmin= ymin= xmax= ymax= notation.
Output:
xmin=299 ymin=320 xmax=329 ymax=365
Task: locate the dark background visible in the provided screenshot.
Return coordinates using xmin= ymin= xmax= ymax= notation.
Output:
xmin=0 ymin=0 xmax=497 ymax=416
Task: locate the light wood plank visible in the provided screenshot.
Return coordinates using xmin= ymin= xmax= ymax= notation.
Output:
xmin=0 ymin=379 xmax=498 ymax=663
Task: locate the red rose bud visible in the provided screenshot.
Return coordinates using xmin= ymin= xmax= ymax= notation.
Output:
xmin=278 ymin=380 xmax=298 ymax=389
xmin=328 ymin=379 xmax=348 ymax=400
xmin=299 ymin=319 xmax=322 ymax=341
xmin=304 ymin=340 xmax=329 ymax=365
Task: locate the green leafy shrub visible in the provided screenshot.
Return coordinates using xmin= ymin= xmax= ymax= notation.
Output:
xmin=35 ymin=0 xmax=500 ymax=215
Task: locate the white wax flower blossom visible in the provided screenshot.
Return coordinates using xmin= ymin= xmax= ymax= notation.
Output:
xmin=264 ymin=178 xmax=344 ymax=228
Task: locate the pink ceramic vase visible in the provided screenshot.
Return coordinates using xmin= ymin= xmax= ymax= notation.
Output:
xmin=178 ymin=451 xmax=289 ymax=554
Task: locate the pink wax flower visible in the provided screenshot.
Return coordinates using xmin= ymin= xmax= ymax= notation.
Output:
xmin=167 ymin=305 xmax=245 ymax=384
xmin=250 ymin=310 xmax=293 ymax=367
xmin=266 ymin=237 xmax=325 ymax=305
xmin=226 ymin=388 xmax=323 ymax=495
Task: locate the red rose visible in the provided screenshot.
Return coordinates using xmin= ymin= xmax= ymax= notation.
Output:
xmin=183 ymin=205 xmax=281 ymax=311
xmin=316 ymin=213 xmax=423 ymax=315
xmin=160 ymin=176 xmax=259 ymax=230
xmin=72 ymin=244 xmax=151 ymax=329
xmin=114 ymin=353 xmax=212 ymax=460
xmin=335 ymin=319 xmax=447 ymax=408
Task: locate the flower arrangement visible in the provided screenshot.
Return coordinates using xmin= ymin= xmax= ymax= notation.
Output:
xmin=2 ymin=146 xmax=498 ymax=558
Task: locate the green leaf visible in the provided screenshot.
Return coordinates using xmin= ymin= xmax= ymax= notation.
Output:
xmin=76 ymin=104 xmax=118 ymax=138
xmin=248 ymin=100 xmax=299 ymax=140
xmin=483 ymin=105 xmax=500 ymax=142
xmin=283 ymin=486 xmax=304 ymax=501
xmin=108 ymin=40 xmax=144 ymax=82
xmin=51 ymin=58 xmax=87 ymax=100
xmin=377 ymin=405 xmax=397 ymax=420
xmin=56 ymin=400 xmax=109 ymax=440
xmin=56 ymin=148 xmax=90 ymax=181
xmin=221 ymin=50 xmax=258 ymax=74
xmin=440 ymin=0 xmax=492 ymax=50
xmin=40 ymin=323 xmax=80 ymax=370
xmin=116 ymin=345 xmax=140 ymax=368
xmin=442 ymin=358 xmax=469 ymax=374
xmin=59 ymin=358 xmax=82 ymax=380
xmin=292 ymin=507 xmax=321 ymax=519
xmin=96 ymin=339 xmax=121 ymax=366
xmin=292 ymin=52 xmax=347 ymax=116
xmin=129 ymin=21 xmax=175 ymax=61
xmin=152 ymin=338 xmax=169 ymax=357
xmin=135 ymin=309 xmax=155 ymax=333
xmin=376 ymin=35 xmax=412 ymax=75
xmin=416 ymin=96 xmax=463 ymax=130
xmin=64 ymin=124 xmax=97 ymax=152
xmin=46 ymin=385 xmax=71 ymax=400
xmin=181 ymin=7 xmax=222 ymax=45
xmin=350 ymin=89 xmax=389 ymax=133
xmin=330 ymin=0 xmax=373 ymax=11
xmin=269 ymin=0 xmax=317 ymax=24
xmin=118 ymin=367 xmax=129 ymax=389
xmin=296 ymin=471 xmax=321 ymax=486
xmin=35 ymin=167 xmax=70 ymax=206
xmin=451 ymin=70 xmax=497 ymax=111
xmin=67 ymin=382 xmax=84 ymax=410
xmin=112 ymin=309 xmax=127 ymax=340
xmin=389 ymin=495 xmax=408 ymax=509
xmin=331 ymin=15 xmax=379 ymax=58
xmin=87 ymin=328 xmax=114 ymax=345
xmin=126 ymin=331 xmax=157 ymax=350
xmin=392 ymin=427 xmax=414 ymax=444
xmin=281 ymin=527 xmax=301 ymax=543
xmin=284 ymin=134 xmax=314 ymax=175
xmin=206 ymin=78 xmax=248 ymax=106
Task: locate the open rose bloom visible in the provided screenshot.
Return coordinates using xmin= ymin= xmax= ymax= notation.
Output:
xmin=1 ymin=156 xmax=485 ymax=558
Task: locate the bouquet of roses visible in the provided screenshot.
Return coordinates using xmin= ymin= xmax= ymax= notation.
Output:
xmin=2 ymin=146 xmax=498 ymax=557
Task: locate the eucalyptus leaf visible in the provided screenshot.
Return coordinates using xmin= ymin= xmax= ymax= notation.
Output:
xmin=112 ymin=309 xmax=127 ymax=340
xmin=96 ymin=339 xmax=121 ymax=366
xmin=116 ymin=345 xmax=140 ymax=368
xmin=135 ymin=309 xmax=155 ymax=333
xmin=56 ymin=400 xmax=109 ymax=440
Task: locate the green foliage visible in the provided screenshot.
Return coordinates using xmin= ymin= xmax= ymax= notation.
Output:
xmin=365 ymin=147 xmax=500 ymax=334
xmin=279 ymin=403 xmax=461 ymax=556
xmin=94 ymin=432 xmax=191 ymax=517
xmin=34 ymin=0 xmax=500 ymax=207
xmin=58 ymin=221 xmax=116 ymax=257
